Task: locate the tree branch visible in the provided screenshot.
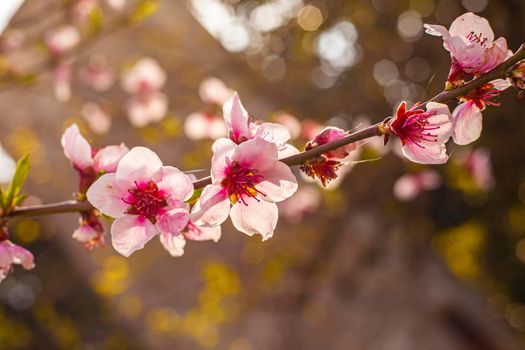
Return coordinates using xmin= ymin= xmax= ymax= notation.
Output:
xmin=5 ymin=44 xmax=525 ymax=219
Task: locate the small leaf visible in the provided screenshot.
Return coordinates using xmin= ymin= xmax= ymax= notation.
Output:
xmin=5 ymin=154 xmax=30 ymax=212
xmin=187 ymin=187 xmax=203 ymax=207
xmin=0 ymin=188 xmax=5 ymax=210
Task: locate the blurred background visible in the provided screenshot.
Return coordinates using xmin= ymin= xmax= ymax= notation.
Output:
xmin=1 ymin=0 xmax=525 ymax=349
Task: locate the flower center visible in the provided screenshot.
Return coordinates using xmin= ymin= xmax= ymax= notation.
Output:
xmin=124 ymin=181 xmax=167 ymax=222
xmin=221 ymin=161 xmax=265 ymax=205
xmin=466 ymin=31 xmax=489 ymax=46
xmin=391 ymin=106 xmax=440 ymax=148
xmin=464 ymin=83 xmax=502 ymax=109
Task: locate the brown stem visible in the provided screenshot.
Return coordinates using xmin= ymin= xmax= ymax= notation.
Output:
xmin=5 ymin=44 xmax=525 ymax=219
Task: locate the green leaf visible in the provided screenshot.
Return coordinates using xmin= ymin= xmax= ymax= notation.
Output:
xmin=4 ymin=154 xmax=30 ymax=212
xmin=0 ymin=187 xmax=4 ymax=210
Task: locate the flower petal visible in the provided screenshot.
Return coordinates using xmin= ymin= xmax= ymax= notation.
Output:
xmin=111 ymin=215 xmax=157 ymax=257
xmin=233 ymin=138 xmax=278 ymax=172
xmin=223 ymin=92 xmax=251 ymax=143
xmin=257 ymin=160 xmax=298 ymax=203
xmin=156 ymin=206 xmax=190 ymax=236
xmin=449 ymin=12 xmax=494 ymax=44
xmin=402 ymin=143 xmax=449 ymax=165
xmin=210 ymin=138 xmax=237 ymax=183
xmin=159 ymin=232 xmax=186 ymax=257
xmin=230 ymin=197 xmax=278 ymax=241
xmin=93 ymin=143 xmax=129 ymax=173
xmin=9 ymin=243 xmax=35 ymax=270
xmin=190 ymin=185 xmax=230 ymax=227
xmin=452 ymin=102 xmax=483 ymax=145
xmin=61 ymin=124 xmax=94 ymax=169
xmin=185 ymin=223 xmax=221 ymax=242
xmin=86 ymin=173 xmax=128 ymax=218
xmin=156 ymin=166 xmax=194 ymax=202
xmin=116 ymin=146 xmax=163 ymax=184
xmin=252 ymin=122 xmax=291 ymax=147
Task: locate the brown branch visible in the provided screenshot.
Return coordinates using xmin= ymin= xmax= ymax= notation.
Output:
xmin=5 ymin=44 xmax=525 ymax=219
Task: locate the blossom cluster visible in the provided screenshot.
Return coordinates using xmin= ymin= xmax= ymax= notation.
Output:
xmin=0 ymin=12 xmax=523 ymax=283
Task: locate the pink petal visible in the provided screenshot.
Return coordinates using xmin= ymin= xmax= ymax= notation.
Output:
xmin=393 ymin=174 xmax=421 ymax=202
xmin=116 ymin=147 xmax=163 ymax=185
xmin=423 ymin=24 xmax=450 ymax=39
xmin=126 ymin=92 xmax=168 ymax=128
xmin=86 ymin=173 xmax=128 ymax=218
xmin=111 ymin=215 xmax=157 ymax=257
xmin=425 ymin=102 xmax=453 ymax=142
xmin=223 ymin=92 xmax=251 ymax=143
xmin=491 ymin=78 xmax=512 ymax=91
xmin=0 ymin=242 xmax=13 ymax=267
xmin=120 ymin=57 xmax=166 ymax=94
xmin=61 ymin=124 xmax=94 ymax=169
xmin=190 ymin=185 xmax=230 ymax=227
xmin=9 ymin=243 xmax=35 ymax=270
xmin=447 ymin=37 xmax=485 ymax=70
xmin=452 ymin=102 xmax=483 ymax=145
xmin=156 ymin=205 xmax=190 ymax=235
xmin=278 ymin=144 xmax=300 ymax=159
xmin=155 ymin=166 xmax=194 ymax=202
xmin=449 ymin=12 xmax=494 ymax=44
xmin=159 ymin=232 xmax=186 ymax=257
xmin=233 ymin=138 xmax=278 ymax=172
xmin=185 ymin=223 xmax=221 ymax=242
xmin=199 ymin=77 xmax=233 ymax=105
xmin=257 ymin=160 xmax=298 ymax=203
xmin=93 ymin=143 xmax=129 ymax=173
xmin=72 ymin=224 xmax=99 ymax=242
xmin=210 ymin=138 xmax=237 ymax=183
xmin=252 ymin=122 xmax=291 ymax=147
xmin=230 ymin=197 xmax=278 ymax=241
xmin=402 ymin=143 xmax=449 ymax=165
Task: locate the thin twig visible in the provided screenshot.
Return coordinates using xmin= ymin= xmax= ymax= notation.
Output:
xmin=5 ymin=44 xmax=525 ymax=219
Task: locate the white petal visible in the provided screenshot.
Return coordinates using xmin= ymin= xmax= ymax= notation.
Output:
xmin=111 ymin=215 xmax=157 ymax=257
xmin=190 ymin=185 xmax=231 ymax=226
xmin=230 ymin=198 xmax=278 ymax=241
xmin=86 ymin=173 xmax=128 ymax=218
xmin=116 ymin=146 xmax=163 ymax=184
xmin=452 ymin=102 xmax=483 ymax=145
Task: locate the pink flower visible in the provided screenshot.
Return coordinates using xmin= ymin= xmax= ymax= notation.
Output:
xmin=452 ymin=79 xmax=511 ymax=145
xmin=184 ymin=111 xmax=227 ymax=140
xmin=300 ymin=126 xmax=358 ymax=187
xmin=86 ymin=147 xmax=194 ymax=257
xmin=78 ymin=56 xmax=115 ymax=92
xmin=223 ymin=92 xmax=298 ymax=157
xmin=191 ymin=138 xmax=298 ymax=240
xmin=53 ymin=61 xmax=72 ymax=102
xmin=71 ymin=0 xmax=98 ymax=26
xmin=160 ymin=220 xmax=221 ymax=257
xmin=45 ymin=25 xmax=81 ymax=56
xmin=388 ymin=101 xmax=453 ymax=164
xmin=0 ymin=239 xmax=34 ymax=283
xmin=458 ymin=147 xmax=494 ymax=192
xmin=81 ymin=103 xmax=112 ymax=135
xmin=120 ymin=57 xmax=166 ymax=94
xmin=278 ymin=186 xmax=321 ymax=223
xmin=424 ymin=13 xmax=510 ymax=84
xmin=61 ymin=124 xmax=129 ymax=178
xmin=393 ymin=170 xmax=441 ymax=202
xmin=126 ymin=92 xmax=168 ymax=127
xmin=199 ymin=77 xmax=233 ymax=105
xmin=72 ymin=210 xmax=105 ymax=249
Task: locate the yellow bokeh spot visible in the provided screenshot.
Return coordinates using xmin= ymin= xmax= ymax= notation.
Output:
xmin=146 ymin=308 xmax=182 ymax=335
xmin=433 ymin=222 xmax=484 ymax=281
xmin=91 ymin=256 xmax=129 ymax=296
xmin=14 ymin=219 xmax=40 ymax=244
